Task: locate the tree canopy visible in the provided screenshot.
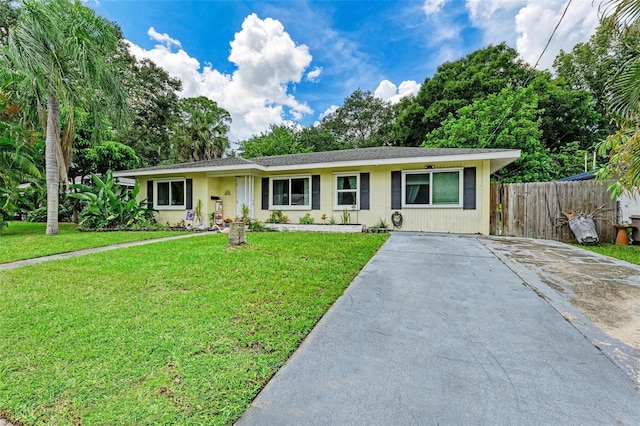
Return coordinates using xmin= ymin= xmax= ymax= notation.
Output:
xmin=171 ymin=96 xmax=231 ymax=162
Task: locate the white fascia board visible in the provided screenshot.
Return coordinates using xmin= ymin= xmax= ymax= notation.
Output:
xmin=263 ymin=150 xmax=521 ymax=172
xmin=113 ymin=164 xmax=265 ymax=178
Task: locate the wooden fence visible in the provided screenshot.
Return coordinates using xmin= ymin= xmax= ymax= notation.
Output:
xmin=490 ymin=181 xmax=617 ymax=243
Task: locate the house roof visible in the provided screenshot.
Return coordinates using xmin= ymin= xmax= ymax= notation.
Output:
xmin=557 ymin=171 xmax=596 ymax=181
xmin=113 ymin=146 xmax=521 ymax=177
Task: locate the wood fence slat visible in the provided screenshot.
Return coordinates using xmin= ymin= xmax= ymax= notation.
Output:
xmin=490 ymin=180 xmax=616 ymax=243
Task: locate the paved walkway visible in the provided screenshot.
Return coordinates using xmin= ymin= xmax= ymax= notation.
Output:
xmin=237 ymin=232 xmax=640 ymax=425
xmin=0 ymin=232 xmax=212 ymax=271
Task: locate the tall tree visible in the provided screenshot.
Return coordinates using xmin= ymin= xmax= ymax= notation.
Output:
xmin=320 ymin=89 xmax=396 ymax=148
xmin=423 ymin=86 xmax=552 ymax=182
xmin=394 ymin=43 xmax=538 ymax=146
xmin=3 ymin=0 xmax=128 ymax=235
xmin=239 ymin=124 xmax=311 ymax=158
xmin=117 ymin=52 xmax=182 ymax=167
xmin=172 ymin=96 xmax=231 ymax=162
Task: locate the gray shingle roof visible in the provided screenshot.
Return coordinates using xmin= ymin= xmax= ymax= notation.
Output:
xmin=118 ymin=156 xmax=255 ymax=174
xmin=251 ymin=146 xmax=511 ymax=167
xmin=115 ymin=146 xmax=519 ymax=176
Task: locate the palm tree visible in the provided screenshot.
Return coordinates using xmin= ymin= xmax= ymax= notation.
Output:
xmin=3 ymin=0 xmax=127 ymax=235
xmin=173 ymin=97 xmax=231 ymax=162
xmin=598 ymin=0 xmax=640 ymax=195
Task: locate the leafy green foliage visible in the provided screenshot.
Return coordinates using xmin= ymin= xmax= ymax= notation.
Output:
xmin=299 ymin=213 xmax=314 ymax=224
xmin=240 ymin=124 xmax=313 ymax=158
xmin=116 ymin=56 xmax=182 ymax=167
xmin=0 ymin=232 xmax=388 ymax=424
xmin=267 ymin=210 xmax=289 ymax=223
xmin=320 ymin=89 xmax=396 ymax=148
xmin=395 ymin=43 xmax=537 ymax=147
xmin=68 ymin=170 xmax=155 ymax=230
xmin=424 ymin=86 xmax=552 ymax=182
xmin=0 ymin=121 xmax=42 ymax=231
xmin=172 ymin=96 xmax=231 ymax=162
xmin=4 ymin=0 xmax=129 ymax=235
xmin=593 ymin=1 xmax=640 ymax=195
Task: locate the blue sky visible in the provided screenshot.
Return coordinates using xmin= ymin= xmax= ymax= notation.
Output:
xmin=91 ymin=0 xmax=601 ymax=142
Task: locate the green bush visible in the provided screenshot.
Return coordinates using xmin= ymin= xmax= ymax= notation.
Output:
xmin=68 ymin=170 xmax=156 ymax=230
xmin=267 ymin=210 xmax=289 ymax=223
xmin=299 ymin=213 xmax=315 ymax=224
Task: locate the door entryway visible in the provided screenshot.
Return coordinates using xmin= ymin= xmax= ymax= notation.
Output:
xmin=236 ymin=176 xmax=254 ymax=219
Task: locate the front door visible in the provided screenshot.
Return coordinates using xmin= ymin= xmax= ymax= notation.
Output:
xmin=236 ymin=176 xmax=254 ymax=219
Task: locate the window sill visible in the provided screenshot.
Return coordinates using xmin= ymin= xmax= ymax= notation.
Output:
xmin=402 ymin=204 xmax=462 ymax=209
xmin=155 ymin=206 xmax=186 ymax=211
xmin=269 ymin=206 xmax=311 ymax=211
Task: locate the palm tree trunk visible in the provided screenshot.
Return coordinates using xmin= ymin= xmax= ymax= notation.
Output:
xmin=45 ymin=94 xmax=60 ymax=236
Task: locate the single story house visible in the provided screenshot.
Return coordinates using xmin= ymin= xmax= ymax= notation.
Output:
xmin=113 ymin=146 xmax=520 ymax=234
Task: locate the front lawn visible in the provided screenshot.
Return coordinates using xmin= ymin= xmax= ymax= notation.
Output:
xmin=579 ymin=243 xmax=640 ymax=265
xmin=0 ymin=222 xmax=185 ymax=264
xmin=0 ymin=232 xmax=388 ymax=425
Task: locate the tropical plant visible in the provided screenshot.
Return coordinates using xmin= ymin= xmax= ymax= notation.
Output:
xmin=194 ymin=199 xmax=204 ymax=227
xmin=3 ymin=0 xmax=128 ymax=235
xmin=267 ymin=210 xmax=289 ymax=224
xmin=341 ymin=209 xmax=350 ymax=225
xmin=0 ymin=128 xmax=42 ymax=231
xmin=240 ymin=203 xmax=250 ymax=224
xmin=172 ymin=97 xmax=231 ymax=162
xmin=596 ymin=0 xmax=640 ymax=196
xmin=68 ymin=170 xmax=155 ymax=230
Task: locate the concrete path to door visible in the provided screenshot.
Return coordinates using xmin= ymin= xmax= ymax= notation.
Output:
xmin=237 ymin=232 xmax=640 ymax=426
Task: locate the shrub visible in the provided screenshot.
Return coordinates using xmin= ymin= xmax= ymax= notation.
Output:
xmin=68 ymin=170 xmax=156 ymax=230
xmin=299 ymin=213 xmax=315 ymax=224
xmin=267 ymin=210 xmax=289 ymax=224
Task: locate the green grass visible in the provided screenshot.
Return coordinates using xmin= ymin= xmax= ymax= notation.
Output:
xmin=578 ymin=243 xmax=640 ymax=265
xmin=0 ymin=232 xmax=388 ymax=425
xmin=0 ymin=222 xmax=186 ymax=264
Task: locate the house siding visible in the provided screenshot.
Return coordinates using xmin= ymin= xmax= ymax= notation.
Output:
xmin=133 ymin=158 xmax=491 ymax=234
xmin=251 ymin=159 xmax=488 ymax=234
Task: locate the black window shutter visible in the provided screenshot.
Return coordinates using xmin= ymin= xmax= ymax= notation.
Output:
xmin=463 ymin=167 xmax=476 ymax=210
xmin=311 ymin=175 xmax=321 ymax=210
xmin=147 ymin=180 xmax=154 ymax=209
xmin=391 ymin=171 xmax=401 ymax=209
xmin=360 ymin=173 xmax=370 ymax=210
xmin=261 ymin=178 xmax=269 ymax=210
xmin=186 ymin=178 xmax=193 ymax=210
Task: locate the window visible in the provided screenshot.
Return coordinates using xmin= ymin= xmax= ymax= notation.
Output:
xmin=335 ymin=174 xmax=359 ymax=209
xmin=402 ymin=169 xmax=462 ymax=207
xmin=271 ymin=176 xmax=310 ymax=209
xmin=156 ymin=179 xmax=185 ymax=209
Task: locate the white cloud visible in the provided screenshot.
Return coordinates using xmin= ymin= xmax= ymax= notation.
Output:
xmin=125 ymin=14 xmax=314 ymax=142
xmin=423 ymin=0 xmax=448 ymax=16
xmin=147 ymin=27 xmax=181 ymax=48
xmin=306 ymin=66 xmax=323 ymax=81
xmin=319 ymin=105 xmax=339 ymax=120
xmin=464 ymin=0 xmax=599 ymax=71
xmin=515 ymin=1 xmax=599 ymax=70
xmin=374 ymin=80 xmax=421 ymax=104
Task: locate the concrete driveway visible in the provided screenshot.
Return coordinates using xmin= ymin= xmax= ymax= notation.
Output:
xmin=237 ymin=233 xmax=640 ymax=425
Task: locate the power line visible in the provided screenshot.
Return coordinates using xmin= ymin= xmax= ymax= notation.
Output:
xmin=534 ymin=0 xmax=574 ymax=69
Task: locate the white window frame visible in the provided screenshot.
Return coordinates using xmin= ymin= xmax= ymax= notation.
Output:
xmin=269 ymin=174 xmax=312 ymax=210
xmin=334 ymin=172 xmax=360 ymax=210
xmin=401 ymin=168 xmax=463 ymax=208
xmin=155 ymin=178 xmax=186 ymax=210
